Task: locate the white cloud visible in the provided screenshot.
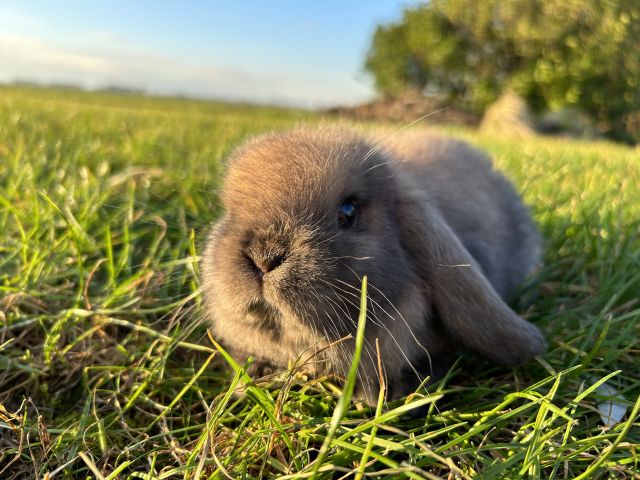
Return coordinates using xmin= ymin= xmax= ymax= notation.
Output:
xmin=0 ymin=33 xmax=374 ymax=107
xmin=85 ymin=30 xmax=128 ymax=45
xmin=0 ymin=7 xmax=41 ymax=29
xmin=0 ymin=34 xmax=114 ymax=75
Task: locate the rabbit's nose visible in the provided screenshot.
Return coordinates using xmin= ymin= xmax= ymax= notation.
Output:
xmin=249 ymin=252 xmax=285 ymax=277
xmin=244 ymin=237 xmax=287 ymax=279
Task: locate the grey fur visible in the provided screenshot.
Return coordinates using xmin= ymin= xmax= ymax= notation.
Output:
xmin=201 ymin=126 xmax=545 ymax=403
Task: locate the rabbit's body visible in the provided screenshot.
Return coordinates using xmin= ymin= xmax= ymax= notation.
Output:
xmin=202 ymin=127 xmax=544 ymax=403
xmin=386 ymin=133 xmax=542 ymax=298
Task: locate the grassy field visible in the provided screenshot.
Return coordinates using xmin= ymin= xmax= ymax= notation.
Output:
xmin=0 ymin=85 xmax=639 ymax=479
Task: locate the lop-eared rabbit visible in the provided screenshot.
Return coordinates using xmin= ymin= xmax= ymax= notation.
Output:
xmin=202 ymin=127 xmax=544 ymax=403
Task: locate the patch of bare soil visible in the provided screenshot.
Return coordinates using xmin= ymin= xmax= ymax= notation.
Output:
xmin=324 ymin=90 xmax=480 ymax=127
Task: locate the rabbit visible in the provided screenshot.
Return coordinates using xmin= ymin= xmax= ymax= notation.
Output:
xmin=201 ymin=126 xmax=545 ymax=404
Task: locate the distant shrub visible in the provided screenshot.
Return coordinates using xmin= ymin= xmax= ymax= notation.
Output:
xmin=479 ymin=92 xmax=536 ymax=139
xmin=365 ymin=0 xmax=640 ymax=143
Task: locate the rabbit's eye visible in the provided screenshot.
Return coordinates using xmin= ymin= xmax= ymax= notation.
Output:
xmin=337 ymin=198 xmax=357 ymax=228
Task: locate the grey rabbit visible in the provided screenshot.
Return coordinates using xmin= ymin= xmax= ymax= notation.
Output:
xmin=201 ymin=126 xmax=545 ymax=403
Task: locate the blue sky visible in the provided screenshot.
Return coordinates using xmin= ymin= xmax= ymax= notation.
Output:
xmin=0 ymin=1 xmax=414 ymax=107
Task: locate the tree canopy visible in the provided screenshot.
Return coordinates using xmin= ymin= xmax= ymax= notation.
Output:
xmin=365 ymin=0 xmax=640 ymax=142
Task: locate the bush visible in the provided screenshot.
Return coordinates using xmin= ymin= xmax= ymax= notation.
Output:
xmin=365 ymin=0 xmax=640 ymax=143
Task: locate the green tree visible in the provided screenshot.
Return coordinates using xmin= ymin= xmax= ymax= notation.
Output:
xmin=365 ymin=0 xmax=640 ymax=142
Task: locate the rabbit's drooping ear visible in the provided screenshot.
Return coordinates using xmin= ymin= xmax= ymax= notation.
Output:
xmin=395 ymin=173 xmax=545 ymax=366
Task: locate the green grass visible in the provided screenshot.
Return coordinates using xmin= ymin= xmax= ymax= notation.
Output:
xmin=0 ymin=85 xmax=639 ymax=479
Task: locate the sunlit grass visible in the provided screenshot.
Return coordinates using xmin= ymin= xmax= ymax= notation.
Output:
xmin=0 ymin=86 xmax=638 ymax=479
